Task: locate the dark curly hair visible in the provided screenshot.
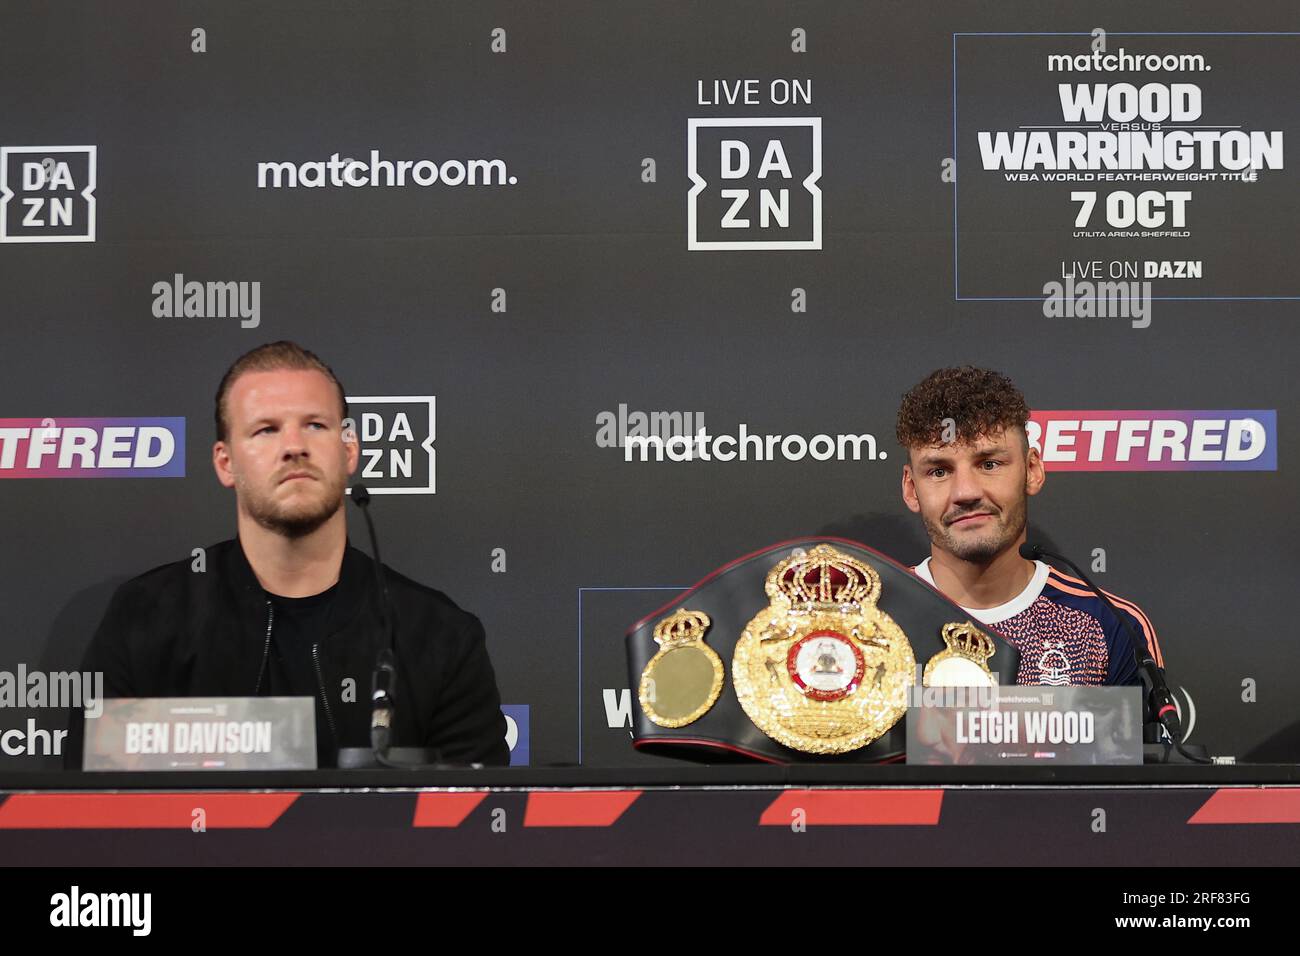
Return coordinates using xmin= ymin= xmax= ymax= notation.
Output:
xmin=896 ymin=366 xmax=1030 ymax=449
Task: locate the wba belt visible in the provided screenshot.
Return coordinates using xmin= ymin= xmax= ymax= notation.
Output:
xmin=625 ymin=537 xmax=1021 ymax=763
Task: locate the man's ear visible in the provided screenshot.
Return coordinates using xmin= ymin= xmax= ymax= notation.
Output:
xmin=901 ymin=462 xmax=921 ymax=514
xmin=213 ymin=440 xmax=236 ymax=489
xmin=1025 ymin=444 xmax=1046 ymax=497
xmin=343 ymin=425 xmax=360 ymax=476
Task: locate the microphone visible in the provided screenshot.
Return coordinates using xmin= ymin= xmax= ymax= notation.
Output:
xmin=350 ymin=485 xmax=396 ymax=753
xmin=1019 ymin=542 xmax=1204 ymax=761
xmin=344 ymin=486 xmax=452 ymax=770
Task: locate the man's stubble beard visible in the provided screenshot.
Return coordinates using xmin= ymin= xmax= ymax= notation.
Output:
xmin=237 ymin=469 xmax=347 ymax=539
xmin=924 ymin=492 xmax=1028 ymax=565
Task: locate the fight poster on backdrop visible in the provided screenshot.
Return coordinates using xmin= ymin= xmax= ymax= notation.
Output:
xmin=954 ymin=33 xmax=1300 ymax=304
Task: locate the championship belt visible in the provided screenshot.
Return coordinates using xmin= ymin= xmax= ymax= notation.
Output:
xmin=626 ymin=537 xmax=1021 ymax=763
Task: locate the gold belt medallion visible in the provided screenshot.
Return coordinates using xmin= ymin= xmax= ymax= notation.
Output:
xmin=639 ymin=608 xmax=724 ymax=728
xmin=732 ymin=544 xmax=915 ymax=754
xmin=923 ymin=622 xmax=998 ymax=688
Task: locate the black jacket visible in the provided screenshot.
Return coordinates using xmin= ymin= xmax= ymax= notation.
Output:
xmin=72 ymin=538 xmax=509 ymax=767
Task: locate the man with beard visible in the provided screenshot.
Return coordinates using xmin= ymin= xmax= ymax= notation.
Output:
xmin=73 ymin=341 xmax=508 ymax=767
xmin=896 ymin=366 xmax=1162 ymax=686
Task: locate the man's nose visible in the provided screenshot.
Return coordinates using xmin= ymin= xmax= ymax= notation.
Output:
xmin=949 ymin=464 xmax=983 ymax=505
xmin=280 ymin=426 xmax=310 ymax=457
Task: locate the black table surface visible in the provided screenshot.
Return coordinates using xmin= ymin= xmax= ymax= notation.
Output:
xmin=2 ymin=762 xmax=1298 ymax=791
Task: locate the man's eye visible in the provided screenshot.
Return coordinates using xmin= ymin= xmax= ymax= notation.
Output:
xmin=254 ymin=426 xmax=275 ymax=436
xmin=982 ymin=460 xmax=1001 ymax=470
xmin=929 ymin=468 xmax=947 ymax=478
xmin=309 ymin=422 xmax=327 ymax=430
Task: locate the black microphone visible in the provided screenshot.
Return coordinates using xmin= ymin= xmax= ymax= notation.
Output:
xmin=350 ymin=485 xmax=397 ymax=754
xmin=345 ymin=486 xmax=453 ymax=770
xmin=1019 ymin=542 xmax=1187 ymax=748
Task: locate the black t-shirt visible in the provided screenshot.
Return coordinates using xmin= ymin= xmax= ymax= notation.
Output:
xmin=263 ymin=583 xmax=339 ymax=765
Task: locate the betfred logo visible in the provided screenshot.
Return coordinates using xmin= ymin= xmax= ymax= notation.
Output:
xmin=0 ymin=418 xmax=184 ymax=478
xmin=0 ymin=146 xmax=96 ymax=242
xmin=344 ymin=396 xmax=435 ymax=495
xmin=1027 ymin=411 xmax=1276 ymax=471
xmin=688 ymin=118 xmax=821 ymax=250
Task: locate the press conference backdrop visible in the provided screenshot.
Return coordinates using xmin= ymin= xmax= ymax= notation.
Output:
xmin=1 ymin=1 xmax=1296 ymax=770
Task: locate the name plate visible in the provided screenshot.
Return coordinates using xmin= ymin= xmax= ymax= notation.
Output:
xmin=906 ymin=686 xmax=1142 ymax=765
xmin=83 ymin=697 xmax=317 ymax=771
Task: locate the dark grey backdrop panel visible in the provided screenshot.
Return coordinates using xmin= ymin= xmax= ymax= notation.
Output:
xmin=1 ymin=1 xmax=1296 ymax=770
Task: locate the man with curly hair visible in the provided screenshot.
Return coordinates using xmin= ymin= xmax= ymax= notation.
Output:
xmin=896 ymin=366 xmax=1162 ymax=686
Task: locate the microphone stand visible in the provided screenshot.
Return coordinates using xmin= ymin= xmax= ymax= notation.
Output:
xmin=337 ymin=485 xmax=467 ymax=770
xmin=1020 ymin=542 xmax=1211 ymax=764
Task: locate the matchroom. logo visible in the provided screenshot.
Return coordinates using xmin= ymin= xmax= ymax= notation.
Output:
xmin=344 ymin=396 xmax=435 ymax=495
xmin=0 ymin=145 xmax=96 ymax=242
xmin=687 ymin=118 xmax=822 ymax=250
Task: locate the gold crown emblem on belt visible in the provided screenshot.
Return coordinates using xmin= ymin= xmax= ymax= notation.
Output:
xmin=732 ymin=544 xmax=915 ymax=754
xmin=654 ymin=608 xmax=711 ymax=646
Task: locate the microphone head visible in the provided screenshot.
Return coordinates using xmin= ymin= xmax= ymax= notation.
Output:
xmin=350 ymin=484 xmax=371 ymax=506
xmin=1018 ymin=542 xmax=1040 ymax=560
